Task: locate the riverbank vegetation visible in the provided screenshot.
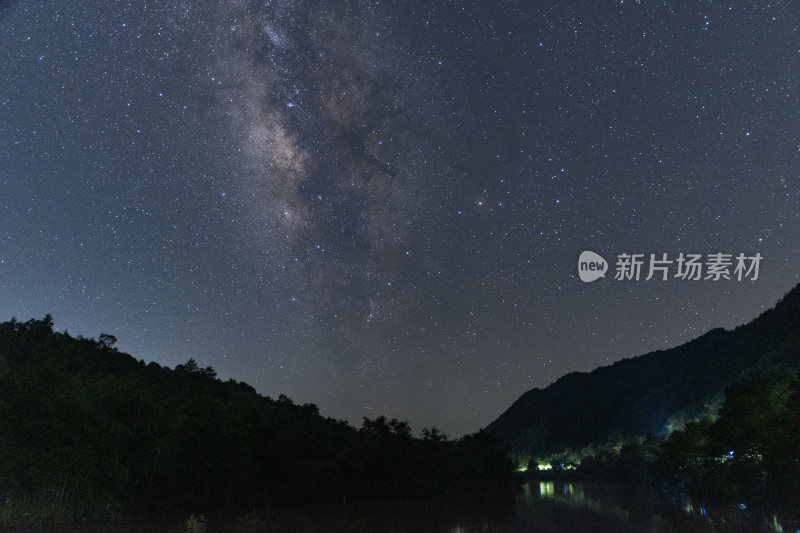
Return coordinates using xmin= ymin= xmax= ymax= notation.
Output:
xmin=517 ymin=369 xmax=800 ymax=513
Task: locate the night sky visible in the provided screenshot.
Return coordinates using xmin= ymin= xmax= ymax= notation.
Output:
xmin=1 ymin=1 xmax=798 ymax=436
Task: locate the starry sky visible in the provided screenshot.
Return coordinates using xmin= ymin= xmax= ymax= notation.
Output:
xmin=1 ymin=1 xmax=798 ymax=436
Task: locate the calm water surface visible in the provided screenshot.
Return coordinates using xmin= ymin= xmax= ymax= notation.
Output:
xmin=507 ymin=480 xmax=796 ymax=533
xmin=14 ymin=481 xmax=799 ymax=532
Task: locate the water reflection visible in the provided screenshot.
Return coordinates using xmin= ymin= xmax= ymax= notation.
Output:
xmin=17 ymin=482 xmax=797 ymax=532
xmin=513 ymin=480 xmax=794 ymax=533
xmin=539 ymin=481 xmax=554 ymax=497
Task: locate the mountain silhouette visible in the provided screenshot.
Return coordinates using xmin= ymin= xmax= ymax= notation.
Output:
xmin=486 ymin=282 xmax=800 ymax=458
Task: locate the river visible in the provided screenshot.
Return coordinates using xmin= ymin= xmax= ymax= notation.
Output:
xmin=13 ymin=480 xmax=799 ymax=532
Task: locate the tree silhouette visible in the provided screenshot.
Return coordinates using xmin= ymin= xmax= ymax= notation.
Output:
xmin=98 ymin=333 xmax=117 ymax=349
xmin=0 ymin=316 xmax=518 ymax=527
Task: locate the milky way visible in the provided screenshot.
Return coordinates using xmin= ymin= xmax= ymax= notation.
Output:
xmin=1 ymin=1 xmax=798 ymax=435
xmin=207 ymin=2 xmax=452 ymax=365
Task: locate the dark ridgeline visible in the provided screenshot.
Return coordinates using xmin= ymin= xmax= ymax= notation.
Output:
xmin=488 ymin=282 xmax=800 ymax=456
xmin=486 ymin=282 xmax=800 ymax=509
xmin=0 ymin=316 xmax=517 ymax=527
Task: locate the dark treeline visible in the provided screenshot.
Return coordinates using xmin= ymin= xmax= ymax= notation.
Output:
xmin=528 ymin=369 xmax=800 ymax=512
xmin=0 ymin=316 xmax=517 ymax=527
xmin=657 ymin=370 xmax=799 ymax=508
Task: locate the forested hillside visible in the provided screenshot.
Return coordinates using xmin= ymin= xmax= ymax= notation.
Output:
xmin=0 ymin=316 xmax=516 ymax=527
xmin=487 ymin=282 xmax=800 ymax=460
